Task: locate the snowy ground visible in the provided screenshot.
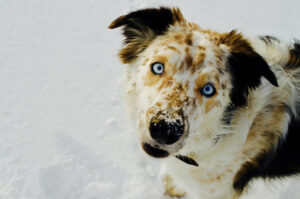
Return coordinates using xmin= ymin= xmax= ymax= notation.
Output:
xmin=1 ymin=0 xmax=300 ymax=199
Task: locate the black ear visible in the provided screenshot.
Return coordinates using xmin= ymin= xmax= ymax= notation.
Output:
xmin=227 ymin=52 xmax=278 ymax=107
xmin=109 ymin=7 xmax=184 ymax=63
xmin=109 ymin=7 xmax=183 ymax=35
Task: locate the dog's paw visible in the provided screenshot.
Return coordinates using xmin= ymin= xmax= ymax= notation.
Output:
xmin=164 ymin=175 xmax=186 ymax=198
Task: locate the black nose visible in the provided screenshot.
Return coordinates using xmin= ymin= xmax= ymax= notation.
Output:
xmin=149 ymin=118 xmax=184 ymax=145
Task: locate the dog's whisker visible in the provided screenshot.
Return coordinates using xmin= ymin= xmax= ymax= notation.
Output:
xmin=213 ymin=133 xmax=231 ymax=145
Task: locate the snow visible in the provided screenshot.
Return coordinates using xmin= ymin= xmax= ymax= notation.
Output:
xmin=0 ymin=0 xmax=299 ymax=198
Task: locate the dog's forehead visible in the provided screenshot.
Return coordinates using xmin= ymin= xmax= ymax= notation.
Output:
xmin=138 ymin=25 xmax=232 ymax=103
xmin=145 ymin=27 xmax=228 ymax=74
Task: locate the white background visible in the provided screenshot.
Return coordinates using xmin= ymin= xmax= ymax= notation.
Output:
xmin=1 ymin=0 xmax=300 ymax=198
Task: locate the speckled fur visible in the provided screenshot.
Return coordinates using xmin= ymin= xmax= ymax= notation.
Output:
xmin=110 ymin=7 xmax=300 ymax=199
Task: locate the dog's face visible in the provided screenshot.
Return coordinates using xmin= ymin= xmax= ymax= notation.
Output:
xmin=110 ymin=7 xmax=278 ymax=165
xmin=122 ymin=27 xmax=233 ymax=159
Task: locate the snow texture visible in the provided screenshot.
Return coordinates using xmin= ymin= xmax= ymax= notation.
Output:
xmin=0 ymin=0 xmax=300 ymax=198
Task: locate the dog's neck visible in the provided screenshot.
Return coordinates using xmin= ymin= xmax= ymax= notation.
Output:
xmin=165 ymin=76 xmax=290 ymax=199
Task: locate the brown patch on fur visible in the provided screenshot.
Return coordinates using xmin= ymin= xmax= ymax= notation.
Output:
xmin=171 ymin=7 xmax=185 ymax=23
xmin=205 ymin=98 xmax=219 ymax=113
xmin=172 ymin=33 xmax=185 ymax=44
xmin=185 ymin=33 xmax=193 ymax=46
xmin=156 ymin=102 xmax=162 ymax=107
xmin=197 ymin=93 xmax=203 ymax=107
xmin=158 ymin=76 xmax=173 ymax=91
xmin=167 ymin=46 xmax=180 ymax=53
xmin=179 ymin=61 xmax=185 ymax=72
xmin=194 ymin=73 xmax=211 ymax=106
xmin=201 ymin=29 xmax=223 ymax=42
xmin=200 ymin=29 xmax=254 ymax=56
xmin=198 ymin=45 xmax=206 ymax=51
xmin=187 ymin=22 xmax=201 ymax=30
xmin=195 ymin=73 xmax=207 ymax=100
xmin=213 ymin=47 xmax=225 ymax=66
xmin=195 ymin=73 xmax=208 ymax=97
xmin=191 ymin=52 xmax=206 ymax=73
xmin=184 ymin=81 xmax=189 ymax=90
xmin=144 ymin=74 xmax=161 ymax=86
xmin=185 ymin=50 xmax=193 ymax=68
xmin=153 ymin=55 xmax=168 ymax=64
xmin=195 ymin=71 xmax=223 ymax=112
xmin=217 ymin=30 xmax=253 ymax=54
xmin=171 ymin=66 xmax=176 ymax=75
xmin=144 ymin=66 xmax=164 ymax=86
xmin=165 ymin=83 xmax=189 ymax=109
xmin=196 ymin=73 xmax=210 ymax=88
xmin=143 ymin=56 xmax=168 ymax=86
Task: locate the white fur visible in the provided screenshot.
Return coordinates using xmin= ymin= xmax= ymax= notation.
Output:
xmin=122 ymin=25 xmax=297 ymax=199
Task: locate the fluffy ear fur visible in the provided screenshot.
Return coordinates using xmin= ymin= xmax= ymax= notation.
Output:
xmin=227 ymin=52 xmax=278 ymax=107
xmin=220 ymin=30 xmax=278 ymax=107
xmin=109 ymin=7 xmax=185 ymax=63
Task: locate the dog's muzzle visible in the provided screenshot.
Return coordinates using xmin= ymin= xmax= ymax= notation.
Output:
xmin=149 ymin=115 xmax=184 ymax=145
xmin=142 ymin=111 xmax=198 ymax=167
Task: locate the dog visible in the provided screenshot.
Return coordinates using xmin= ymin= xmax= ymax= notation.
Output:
xmin=109 ymin=7 xmax=300 ymax=199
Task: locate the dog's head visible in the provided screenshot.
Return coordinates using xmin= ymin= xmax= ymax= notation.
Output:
xmin=109 ymin=7 xmax=278 ymax=166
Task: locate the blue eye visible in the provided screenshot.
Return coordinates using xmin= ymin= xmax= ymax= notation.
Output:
xmin=201 ymin=83 xmax=216 ymax=97
xmin=151 ymin=62 xmax=164 ymax=74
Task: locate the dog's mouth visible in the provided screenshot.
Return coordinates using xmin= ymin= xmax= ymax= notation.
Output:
xmin=142 ymin=143 xmax=169 ymax=158
xmin=142 ymin=143 xmax=198 ymax=167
